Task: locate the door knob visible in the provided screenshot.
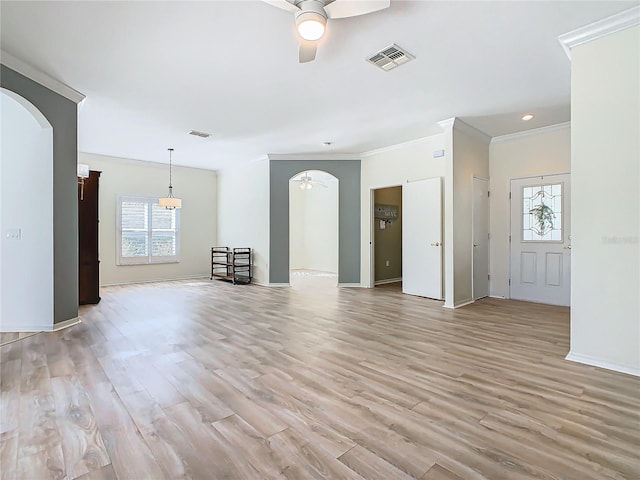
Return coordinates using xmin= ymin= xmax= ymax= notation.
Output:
xmin=430 ymin=242 xmax=441 ymax=247
xmin=564 ymin=245 xmax=572 ymax=249
xmin=473 ymin=244 xmax=479 ymax=247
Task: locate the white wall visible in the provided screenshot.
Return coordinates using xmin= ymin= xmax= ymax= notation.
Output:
xmin=361 ymin=135 xmax=446 ymax=288
xmin=80 ymin=152 xmax=217 ymax=285
xmin=217 ymin=159 xmax=270 ymax=285
xmin=449 ymin=123 xmax=490 ymax=307
xmin=289 ymin=173 xmax=338 ymax=273
xmin=1 ymin=90 xmax=53 ymax=331
xmin=569 ymin=25 xmax=639 ymax=375
xmin=489 ymin=125 xmax=571 ymax=298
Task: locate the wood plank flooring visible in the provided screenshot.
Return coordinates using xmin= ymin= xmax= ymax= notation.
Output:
xmin=1 ymin=279 xmax=638 ymax=480
xmin=0 ymin=333 xmax=40 ymax=348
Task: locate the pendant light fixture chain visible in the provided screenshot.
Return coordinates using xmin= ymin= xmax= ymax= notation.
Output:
xmin=168 ymin=148 xmax=174 ymax=196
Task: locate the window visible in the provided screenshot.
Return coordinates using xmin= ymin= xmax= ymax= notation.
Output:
xmin=117 ymin=196 xmax=180 ymax=265
xmin=522 ymin=183 xmax=563 ymax=242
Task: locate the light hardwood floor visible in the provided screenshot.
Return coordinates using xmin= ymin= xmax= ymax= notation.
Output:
xmin=0 ymin=332 xmax=39 ymax=348
xmin=1 ymin=279 xmax=638 ymax=480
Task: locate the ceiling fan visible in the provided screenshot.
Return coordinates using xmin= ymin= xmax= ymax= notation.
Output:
xmin=291 ymin=172 xmax=329 ymax=190
xmin=262 ymin=0 xmax=391 ymax=63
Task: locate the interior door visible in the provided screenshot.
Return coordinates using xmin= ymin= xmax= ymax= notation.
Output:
xmin=473 ymin=177 xmax=489 ymax=299
xmin=510 ymin=174 xmax=571 ymax=306
xmin=402 ymin=177 xmax=442 ymax=299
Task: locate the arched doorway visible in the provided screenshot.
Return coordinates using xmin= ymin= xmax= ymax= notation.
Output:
xmin=1 ymin=88 xmax=54 ymax=332
xmin=268 ymin=159 xmax=360 ymax=286
xmin=289 ymin=170 xmax=339 ymax=287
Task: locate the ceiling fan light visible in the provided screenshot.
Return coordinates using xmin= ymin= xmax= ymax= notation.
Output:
xmin=296 ymin=11 xmax=326 ymax=41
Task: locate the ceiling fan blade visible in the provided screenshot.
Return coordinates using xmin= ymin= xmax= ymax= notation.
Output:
xmin=325 ymin=0 xmax=390 ymax=19
xmin=299 ymin=41 xmax=318 ymax=63
xmin=261 ymin=0 xmax=299 ymax=13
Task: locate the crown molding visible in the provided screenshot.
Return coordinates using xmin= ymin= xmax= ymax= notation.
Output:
xmin=490 ymin=122 xmax=570 ymax=144
xmin=267 ymin=153 xmax=360 ymax=161
xmin=249 ymin=154 xmax=269 ymax=164
xmin=437 ymin=117 xmax=456 ymax=131
xmin=558 ymin=6 xmax=640 ymax=59
xmin=451 ymin=118 xmax=491 ymax=144
xmin=80 ymin=151 xmax=218 ymax=172
xmin=1 ymin=50 xmax=85 ymax=104
xmin=360 ymin=133 xmax=445 ymax=158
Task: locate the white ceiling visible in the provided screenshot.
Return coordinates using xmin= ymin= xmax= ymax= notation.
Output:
xmin=1 ymin=1 xmax=635 ymax=170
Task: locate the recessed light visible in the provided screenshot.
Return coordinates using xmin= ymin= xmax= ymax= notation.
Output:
xmin=522 ymin=114 xmax=534 ymax=121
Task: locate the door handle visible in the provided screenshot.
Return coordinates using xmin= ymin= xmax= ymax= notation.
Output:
xmin=430 ymin=242 xmax=441 ymax=247
xmin=564 ymin=245 xmax=571 ymax=249
xmin=473 ymin=244 xmax=479 ymax=247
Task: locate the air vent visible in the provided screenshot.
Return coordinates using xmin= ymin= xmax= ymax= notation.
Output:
xmin=188 ymin=130 xmax=211 ymax=138
xmin=366 ymin=44 xmax=414 ymax=71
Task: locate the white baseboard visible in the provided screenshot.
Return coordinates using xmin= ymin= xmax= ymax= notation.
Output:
xmin=53 ymin=317 xmax=82 ymax=332
xmin=101 ymin=274 xmax=209 ymax=287
xmin=489 ymin=295 xmax=506 ymax=299
xmin=565 ymin=351 xmax=640 ymax=377
xmin=374 ymin=277 xmax=402 ymax=286
xmin=2 ymin=316 xmax=82 ymax=336
xmin=0 ymin=323 xmax=51 ymax=332
xmin=443 ymin=298 xmax=475 ymax=309
xmin=338 ymin=283 xmax=362 ymax=288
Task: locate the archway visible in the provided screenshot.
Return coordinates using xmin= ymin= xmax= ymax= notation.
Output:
xmin=268 ymin=159 xmax=360 ymax=286
xmin=289 ymin=170 xmax=339 ymax=287
xmin=1 ymin=88 xmax=54 ymax=332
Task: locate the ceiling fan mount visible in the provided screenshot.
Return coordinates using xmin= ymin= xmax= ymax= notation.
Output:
xmin=291 ymin=171 xmax=328 ymax=190
xmin=262 ymin=0 xmax=391 ymax=63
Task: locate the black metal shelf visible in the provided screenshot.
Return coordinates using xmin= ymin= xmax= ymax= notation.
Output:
xmin=210 ymin=247 xmax=252 ymax=285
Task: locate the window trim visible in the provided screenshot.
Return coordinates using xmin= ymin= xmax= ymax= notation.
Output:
xmin=116 ymin=195 xmax=181 ymax=265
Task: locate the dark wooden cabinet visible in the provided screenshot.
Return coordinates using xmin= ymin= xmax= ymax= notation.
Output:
xmin=78 ymin=170 xmax=101 ymax=304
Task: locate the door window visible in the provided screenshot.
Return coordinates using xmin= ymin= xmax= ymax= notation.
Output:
xmin=522 ymin=183 xmax=563 ymax=241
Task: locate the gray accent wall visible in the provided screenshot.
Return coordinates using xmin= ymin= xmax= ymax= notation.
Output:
xmin=269 ymin=160 xmax=361 ymax=284
xmin=1 ymin=65 xmax=79 ymax=324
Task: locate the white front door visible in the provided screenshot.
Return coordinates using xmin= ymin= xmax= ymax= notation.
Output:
xmin=402 ymin=177 xmax=443 ymax=300
xmin=473 ymin=177 xmax=489 ymax=300
xmin=510 ymin=174 xmax=571 ymax=306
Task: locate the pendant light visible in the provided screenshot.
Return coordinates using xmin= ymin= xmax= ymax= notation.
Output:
xmin=159 ymin=148 xmax=182 ymax=209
